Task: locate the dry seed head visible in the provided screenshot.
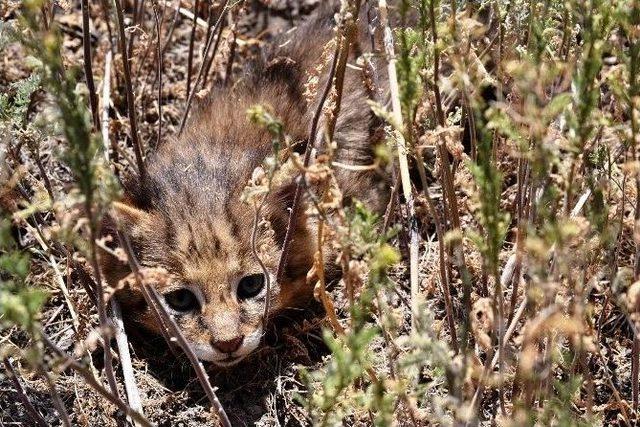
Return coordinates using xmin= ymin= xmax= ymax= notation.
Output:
xmin=621 ymin=160 xmax=640 ymax=177
xmin=627 ymin=281 xmax=640 ymax=313
xmin=471 ymin=298 xmax=493 ymax=351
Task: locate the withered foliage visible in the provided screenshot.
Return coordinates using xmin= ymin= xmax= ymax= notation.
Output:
xmin=1 ymin=0 xmax=639 ymax=426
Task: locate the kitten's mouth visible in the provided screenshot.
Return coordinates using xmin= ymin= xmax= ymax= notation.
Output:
xmin=213 ymin=355 xmax=243 ymax=367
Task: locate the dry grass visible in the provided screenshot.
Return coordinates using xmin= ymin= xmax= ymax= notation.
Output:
xmin=1 ymin=0 xmax=639 ymax=425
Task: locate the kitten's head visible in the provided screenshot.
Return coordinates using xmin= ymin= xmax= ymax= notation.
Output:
xmin=101 ymin=139 xmax=315 ymax=367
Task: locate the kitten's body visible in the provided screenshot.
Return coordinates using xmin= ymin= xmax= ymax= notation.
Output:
xmin=101 ymin=7 xmax=388 ymax=366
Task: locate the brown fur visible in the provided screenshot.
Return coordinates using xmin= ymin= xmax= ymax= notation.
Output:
xmin=100 ymin=6 xmax=389 ymax=366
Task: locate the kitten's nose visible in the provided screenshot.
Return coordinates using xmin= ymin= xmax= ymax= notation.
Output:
xmin=211 ymin=336 xmax=244 ymax=354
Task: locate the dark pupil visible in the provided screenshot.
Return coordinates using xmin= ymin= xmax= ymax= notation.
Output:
xmin=237 ymin=274 xmax=265 ymax=299
xmin=165 ymin=289 xmax=198 ymax=312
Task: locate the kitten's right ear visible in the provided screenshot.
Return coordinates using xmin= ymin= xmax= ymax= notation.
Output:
xmin=110 ymin=201 xmax=150 ymax=235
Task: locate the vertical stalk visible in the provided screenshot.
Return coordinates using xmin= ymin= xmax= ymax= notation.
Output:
xmin=187 ymin=0 xmax=201 ymax=95
xmin=629 ymin=1 xmax=640 ymax=413
xmin=153 ymin=1 xmax=163 ymax=148
xmin=378 ymin=0 xmax=421 ymax=333
xmin=429 ymin=0 xmax=472 ymax=351
xmin=81 ymin=0 xmax=100 ymax=130
xmin=112 ymin=0 xmax=146 ymax=179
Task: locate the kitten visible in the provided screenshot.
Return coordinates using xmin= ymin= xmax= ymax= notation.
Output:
xmin=100 ymin=6 xmax=389 ymax=367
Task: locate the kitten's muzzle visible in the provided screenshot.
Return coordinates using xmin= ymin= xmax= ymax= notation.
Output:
xmin=211 ymin=335 xmax=244 ymax=354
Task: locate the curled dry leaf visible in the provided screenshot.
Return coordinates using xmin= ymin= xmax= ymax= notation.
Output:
xmin=419 ymin=126 xmax=464 ymax=160
xmin=116 ymin=266 xmax=170 ymax=295
xmin=626 ymin=281 xmax=640 ymax=313
xmin=471 ymin=297 xmax=493 ymax=351
xmin=73 ymin=325 xmax=114 ymax=358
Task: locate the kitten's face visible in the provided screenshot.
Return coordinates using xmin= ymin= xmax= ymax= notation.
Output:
xmin=106 ymin=194 xmax=313 ymax=367
xmin=155 ymin=260 xmax=278 ymax=366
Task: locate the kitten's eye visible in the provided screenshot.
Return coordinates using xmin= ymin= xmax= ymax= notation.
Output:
xmin=164 ymin=289 xmax=199 ymax=312
xmin=237 ymin=274 xmax=265 ymax=299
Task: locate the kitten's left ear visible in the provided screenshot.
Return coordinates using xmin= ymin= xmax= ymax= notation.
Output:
xmin=110 ymin=200 xmax=151 ymax=235
xmin=98 ymin=200 xmax=151 ymax=295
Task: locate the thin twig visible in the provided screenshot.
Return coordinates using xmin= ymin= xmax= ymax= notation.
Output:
xmin=31 ymin=148 xmax=55 ymax=202
xmin=469 ymin=297 xmax=528 ymax=410
xmin=275 ymin=32 xmax=341 ymax=282
xmin=81 ymin=0 xmax=100 ymax=130
xmin=250 ymin=197 xmax=272 ymax=323
xmin=112 ymin=0 xmax=146 ymax=179
xmin=153 ymin=1 xmax=163 ymax=148
xmin=40 ymin=333 xmax=152 ymax=427
xmin=186 ymin=0 xmax=201 ymax=96
xmin=39 ymin=368 xmax=71 ymax=427
xmin=87 ymin=232 xmax=119 ymax=398
xmin=178 ymin=0 xmax=230 ymax=136
xmin=116 ymin=232 xmax=180 ymax=356
xmin=147 ymin=286 xmax=232 ymax=427
xmin=3 ymin=358 xmax=48 ymax=427
xmin=315 ymin=219 xmax=346 ymax=334
xmin=200 ymin=11 xmax=227 ymax=89
xmin=100 ymin=50 xmax=113 ymax=163
xmin=414 ymin=157 xmax=459 ymax=352
xmin=223 ymin=14 xmax=237 ymax=85
xmin=378 ymin=0 xmax=420 ymax=333
xmin=325 ymin=1 xmax=361 ymax=141
xmin=110 ymin=299 xmax=145 ymax=424
xmin=429 ymin=0 xmax=472 ymax=352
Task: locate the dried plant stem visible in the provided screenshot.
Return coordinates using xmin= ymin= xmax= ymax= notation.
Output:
xmin=223 ymin=16 xmax=237 ymax=85
xmin=88 ymin=232 xmax=119 ymax=397
xmin=153 ymin=1 xmax=163 ymax=148
xmin=39 ymin=368 xmax=71 ymax=427
xmin=100 ymin=50 xmax=113 ymax=163
xmin=415 ymin=158 xmax=459 ymax=352
xmin=469 ymin=297 xmax=527 ymax=410
xmin=48 ymin=254 xmax=80 ymax=332
xmin=127 ymin=0 xmax=145 ymax=59
xmin=629 ymin=11 xmax=640 ymax=413
xmin=201 ymin=13 xmax=226 ymax=89
xmin=178 ymin=0 xmax=230 ymax=136
xmin=133 ymin=1 xmax=165 ymax=84
xmin=40 ymin=333 xmax=152 ymax=427
xmin=110 ymin=299 xmax=145 ymax=423
xmin=112 ymin=0 xmax=146 ymax=179
xmin=428 ymin=0 xmax=472 ymax=350
xmin=316 ymin=219 xmax=346 ymax=334
xmin=32 ymin=148 xmax=55 ymax=202
xmin=507 ymin=159 xmax=529 ymax=323
xmin=3 ymin=358 xmax=48 ymax=427
xmin=186 ymin=0 xmax=201 ymax=95
xmin=160 ymin=2 xmax=181 ymax=56
xmin=146 ymin=286 xmax=232 ymax=427
xmin=250 ymin=198 xmax=272 ymax=323
xmin=378 ymin=0 xmax=420 ymax=333
xmin=97 ymin=58 xmax=139 ymax=413
xmin=116 ymin=232 xmax=179 ymax=356
xmin=81 ymin=0 xmax=100 ymax=130
xmin=99 ymin=0 xmax=115 ymax=48
xmin=275 ymin=36 xmax=341 ymax=282
xmin=325 ymin=1 xmax=361 ymax=140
